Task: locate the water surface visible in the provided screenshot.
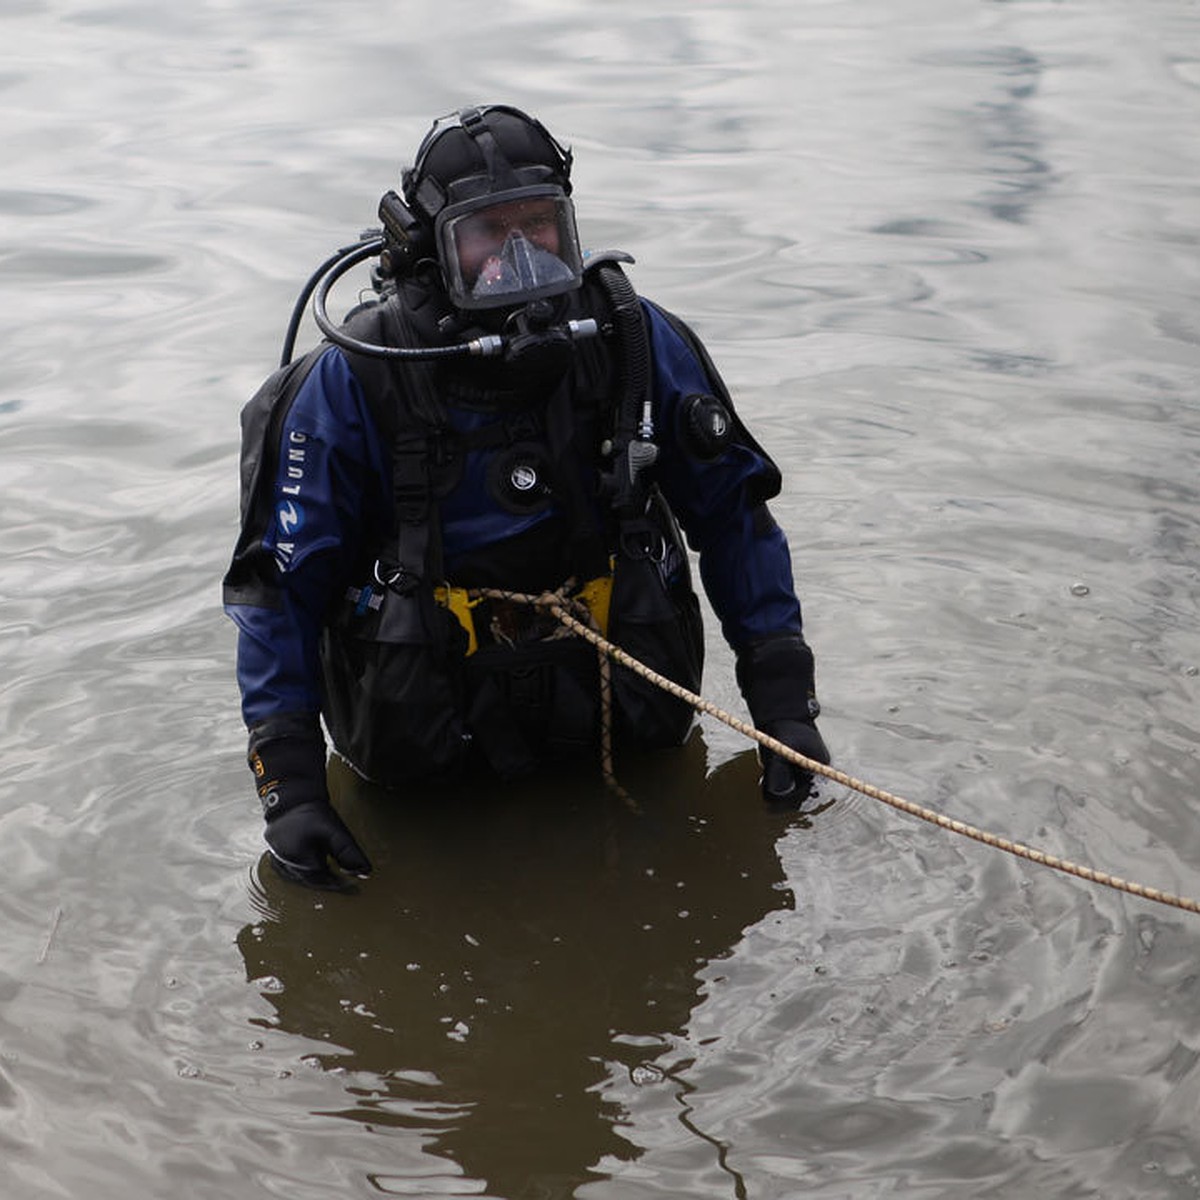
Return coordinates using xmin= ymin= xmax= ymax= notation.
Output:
xmin=2 ymin=1 xmax=1200 ymax=1197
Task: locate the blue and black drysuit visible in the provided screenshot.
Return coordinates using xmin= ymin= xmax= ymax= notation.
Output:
xmin=223 ymin=266 xmax=827 ymax=880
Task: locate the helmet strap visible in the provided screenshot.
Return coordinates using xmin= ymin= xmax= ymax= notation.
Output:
xmin=459 ymin=106 xmax=521 ymax=190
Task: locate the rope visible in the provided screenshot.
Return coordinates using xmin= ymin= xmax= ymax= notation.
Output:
xmin=479 ymin=585 xmax=1200 ymax=917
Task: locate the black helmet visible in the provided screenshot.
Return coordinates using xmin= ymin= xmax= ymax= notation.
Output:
xmin=401 ymin=105 xmax=583 ymax=311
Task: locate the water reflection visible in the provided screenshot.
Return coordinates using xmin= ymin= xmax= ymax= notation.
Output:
xmin=922 ymin=44 xmax=1053 ymax=226
xmin=238 ymin=735 xmax=804 ymax=1198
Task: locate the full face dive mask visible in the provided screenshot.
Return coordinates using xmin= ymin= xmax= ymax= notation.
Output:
xmin=435 ymin=184 xmax=583 ymax=311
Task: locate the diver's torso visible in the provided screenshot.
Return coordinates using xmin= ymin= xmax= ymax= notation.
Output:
xmin=342 ymin=273 xmax=621 ymax=592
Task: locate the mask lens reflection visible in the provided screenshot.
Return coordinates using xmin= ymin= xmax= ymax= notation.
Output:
xmin=471 ymin=229 xmax=575 ymax=302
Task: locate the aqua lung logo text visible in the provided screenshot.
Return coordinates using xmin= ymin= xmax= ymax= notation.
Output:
xmin=274 ymin=429 xmax=308 ymax=571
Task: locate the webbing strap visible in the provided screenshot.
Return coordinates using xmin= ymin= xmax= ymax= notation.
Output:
xmin=382 ymin=425 xmax=434 ymax=593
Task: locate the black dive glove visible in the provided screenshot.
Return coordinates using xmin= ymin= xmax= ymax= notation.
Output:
xmin=248 ymin=722 xmax=372 ymax=890
xmin=736 ymin=634 xmax=831 ymax=806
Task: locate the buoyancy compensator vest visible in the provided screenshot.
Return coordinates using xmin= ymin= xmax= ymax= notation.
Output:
xmin=317 ymin=256 xmax=704 ymax=785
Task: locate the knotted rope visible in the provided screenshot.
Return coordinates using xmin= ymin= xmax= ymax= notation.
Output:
xmin=475 ymin=584 xmax=1200 ymax=916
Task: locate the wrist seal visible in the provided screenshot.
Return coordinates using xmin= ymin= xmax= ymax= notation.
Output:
xmin=736 ymin=635 xmax=820 ymax=728
xmin=247 ymin=721 xmax=328 ymax=821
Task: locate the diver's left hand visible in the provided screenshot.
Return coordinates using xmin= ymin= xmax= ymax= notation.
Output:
xmin=759 ymin=718 xmax=830 ymax=807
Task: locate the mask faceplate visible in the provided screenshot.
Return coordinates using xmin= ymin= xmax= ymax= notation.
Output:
xmin=435 ymin=185 xmax=583 ymax=310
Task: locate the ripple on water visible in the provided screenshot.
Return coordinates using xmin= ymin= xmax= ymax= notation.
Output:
xmin=0 ymin=189 xmax=96 ymax=217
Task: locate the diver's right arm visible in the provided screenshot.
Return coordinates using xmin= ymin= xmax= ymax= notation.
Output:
xmin=223 ymin=347 xmax=391 ymax=887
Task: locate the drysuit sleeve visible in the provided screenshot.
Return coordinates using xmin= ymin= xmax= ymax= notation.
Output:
xmin=642 ymin=301 xmax=806 ymax=651
xmin=222 ymin=347 xmax=392 ymax=729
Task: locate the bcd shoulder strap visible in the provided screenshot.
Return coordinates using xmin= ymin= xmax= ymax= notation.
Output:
xmin=338 ymin=291 xmax=450 ymax=590
xmin=586 ymin=256 xmax=657 ymax=520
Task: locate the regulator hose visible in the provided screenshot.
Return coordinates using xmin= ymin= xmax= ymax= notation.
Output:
xmin=283 ymin=237 xmax=597 ymax=367
xmin=279 ymin=240 xmax=371 ymax=367
xmin=310 ymin=238 xmax=489 ymax=363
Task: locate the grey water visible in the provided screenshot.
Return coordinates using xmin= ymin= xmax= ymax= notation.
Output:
xmin=2 ymin=0 xmax=1200 ymax=1196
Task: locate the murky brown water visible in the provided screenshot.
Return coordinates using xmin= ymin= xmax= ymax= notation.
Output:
xmin=3 ymin=1 xmax=1200 ymax=1196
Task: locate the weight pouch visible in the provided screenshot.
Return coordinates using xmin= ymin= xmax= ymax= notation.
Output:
xmin=319 ymin=580 xmax=470 ymax=785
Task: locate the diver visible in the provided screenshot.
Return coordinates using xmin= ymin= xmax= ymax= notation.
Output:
xmin=222 ymin=103 xmax=830 ymax=889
